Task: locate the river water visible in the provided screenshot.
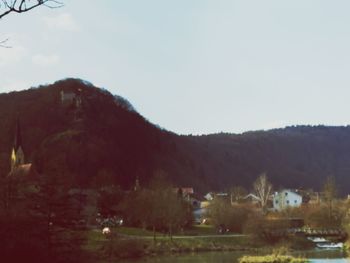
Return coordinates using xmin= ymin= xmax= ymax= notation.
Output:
xmin=125 ymin=249 xmax=348 ymax=263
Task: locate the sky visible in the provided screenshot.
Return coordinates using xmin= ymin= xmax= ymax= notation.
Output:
xmin=1 ymin=1 xmax=350 ymax=135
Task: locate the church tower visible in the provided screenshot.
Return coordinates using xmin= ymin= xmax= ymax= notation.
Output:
xmin=11 ymin=119 xmax=25 ymax=172
xmin=134 ymin=177 xmax=140 ymax=191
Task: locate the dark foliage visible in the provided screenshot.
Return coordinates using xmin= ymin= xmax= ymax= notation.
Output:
xmin=0 ymin=171 xmax=89 ymax=262
xmin=1 ymin=78 xmax=350 ymax=195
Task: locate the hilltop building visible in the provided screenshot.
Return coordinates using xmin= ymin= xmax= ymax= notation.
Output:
xmin=60 ymin=89 xmax=82 ymax=108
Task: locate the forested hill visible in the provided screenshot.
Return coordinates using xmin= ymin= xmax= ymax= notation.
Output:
xmin=186 ymin=127 xmax=350 ymax=195
xmin=2 ymin=78 xmax=350 ymax=195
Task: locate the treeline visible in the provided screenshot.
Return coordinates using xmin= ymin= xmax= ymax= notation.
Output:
xmin=0 ymin=163 xmax=193 ymax=261
xmin=0 ymin=167 xmax=90 ymax=262
xmin=2 ymin=79 xmax=350 ymax=194
xmin=208 ymin=176 xmax=350 ymax=246
xmin=180 ymin=126 xmax=350 ymax=195
xmin=98 ymin=173 xmax=193 ymax=240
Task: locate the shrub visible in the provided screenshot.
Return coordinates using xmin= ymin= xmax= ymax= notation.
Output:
xmin=209 ymin=199 xmax=253 ymax=233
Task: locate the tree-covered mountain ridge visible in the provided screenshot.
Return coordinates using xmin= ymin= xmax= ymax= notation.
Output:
xmin=3 ymin=78 xmax=350 ymax=195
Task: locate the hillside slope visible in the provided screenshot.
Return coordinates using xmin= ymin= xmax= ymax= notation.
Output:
xmin=0 ymin=79 xmax=171 ymax=188
xmin=2 ymin=79 xmax=350 ymax=195
xmin=185 ymin=127 xmax=350 ymax=194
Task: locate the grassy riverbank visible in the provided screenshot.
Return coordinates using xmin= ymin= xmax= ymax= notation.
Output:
xmin=83 ymin=226 xmax=316 ymax=261
xmin=239 ymin=255 xmax=309 ymax=263
xmin=84 ymin=227 xmax=259 ymax=261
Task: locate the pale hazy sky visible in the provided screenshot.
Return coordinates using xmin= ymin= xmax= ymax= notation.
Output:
xmin=1 ymin=1 xmax=350 ymax=135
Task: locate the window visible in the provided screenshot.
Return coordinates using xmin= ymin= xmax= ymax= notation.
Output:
xmin=286 ymin=200 xmax=290 ymax=204
xmin=275 ymin=200 xmax=279 ymax=204
xmin=285 ymin=192 xmax=288 ymax=196
xmin=294 ymin=200 xmax=297 ymax=204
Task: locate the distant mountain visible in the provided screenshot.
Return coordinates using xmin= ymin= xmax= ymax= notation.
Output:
xmin=2 ymin=78 xmax=350 ymax=195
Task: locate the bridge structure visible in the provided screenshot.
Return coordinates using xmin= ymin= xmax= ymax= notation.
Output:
xmin=266 ymin=227 xmax=347 ymax=241
xmin=289 ymin=228 xmax=347 ymax=238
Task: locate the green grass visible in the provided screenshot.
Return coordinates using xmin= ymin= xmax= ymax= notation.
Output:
xmin=77 ymin=225 xmax=319 ymax=262
xmin=84 ymin=229 xmax=108 ymax=253
xmin=158 ymin=236 xmax=251 ymax=250
xmin=239 ymin=255 xmax=309 ymax=263
xmin=83 ymin=227 xmax=252 ymax=252
xmin=117 ymin=225 xmax=218 ymax=237
xmin=182 ymin=224 xmax=217 ymax=236
xmin=83 ymin=227 xmax=154 ymax=253
xmin=117 ymin=226 xmax=158 ymax=236
xmin=103 ymin=225 xmax=217 ymax=237
xmin=83 ymin=227 xmax=304 ymax=261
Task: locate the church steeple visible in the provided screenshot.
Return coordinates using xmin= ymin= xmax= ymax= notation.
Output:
xmin=134 ymin=177 xmax=140 ymax=191
xmin=11 ymin=118 xmax=24 ymax=171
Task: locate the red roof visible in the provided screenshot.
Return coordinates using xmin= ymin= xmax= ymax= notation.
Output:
xmin=174 ymin=187 xmax=194 ymax=195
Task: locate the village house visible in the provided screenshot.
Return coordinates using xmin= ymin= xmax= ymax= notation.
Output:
xmin=204 ymin=192 xmax=214 ymax=201
xmin=175 ymin=187 xmax=194 ymax=201
xmin=273 ymin=189 xmax=303 ymax=211
xmin=241 ymin=193 xmax=261 ymax=204
xmin=175 ymin=187 xmax=210 ymax=224
xmin=204 ymin=192 xmax=229 ymax=201
xmin=175 ymin=187 xmax=204 ymax=208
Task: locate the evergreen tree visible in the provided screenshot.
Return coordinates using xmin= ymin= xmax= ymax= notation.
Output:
xmin=30 ymin=156 xmax=88 ymax=262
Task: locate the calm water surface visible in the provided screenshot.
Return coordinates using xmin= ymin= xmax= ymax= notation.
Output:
xmin=126 ymin=249 xmax=348 ymax=263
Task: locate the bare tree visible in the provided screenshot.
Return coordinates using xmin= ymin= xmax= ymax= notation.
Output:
xmin=229 ymin=186 xmax=247 ymax=205
xmin=323 ymin=176 xmax=337 ymax=220
xmin=0 ymin=1 xmax=63 ymax=47
xmin=0 ymin=0 xmax=63 ymax=20
xmin=254 ymin=173 xmax=272 ymax=212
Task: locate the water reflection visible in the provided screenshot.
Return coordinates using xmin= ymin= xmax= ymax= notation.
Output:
xmin=310 ymin=260 xmax=350 ymax=263
xmin=295 ymin=249 xmax=346 ymax=259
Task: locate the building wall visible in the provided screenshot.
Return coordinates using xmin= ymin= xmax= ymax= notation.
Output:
xmin=273 ymin=190 xmax=302 ymax=211
xmin=60 ymin=90 xmax=82 ymax=108
xmin=61 ymin=91 xmax=76 ymax=103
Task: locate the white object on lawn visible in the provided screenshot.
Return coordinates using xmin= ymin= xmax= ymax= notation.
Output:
xmin=102 ymin=227 xmax=111 ymax=235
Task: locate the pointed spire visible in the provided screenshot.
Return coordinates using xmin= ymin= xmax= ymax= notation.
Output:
xmin=11 ymin=117 xmax=25 ymax=171
xmin=134 ymin=177 xmax=140 ymax=191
